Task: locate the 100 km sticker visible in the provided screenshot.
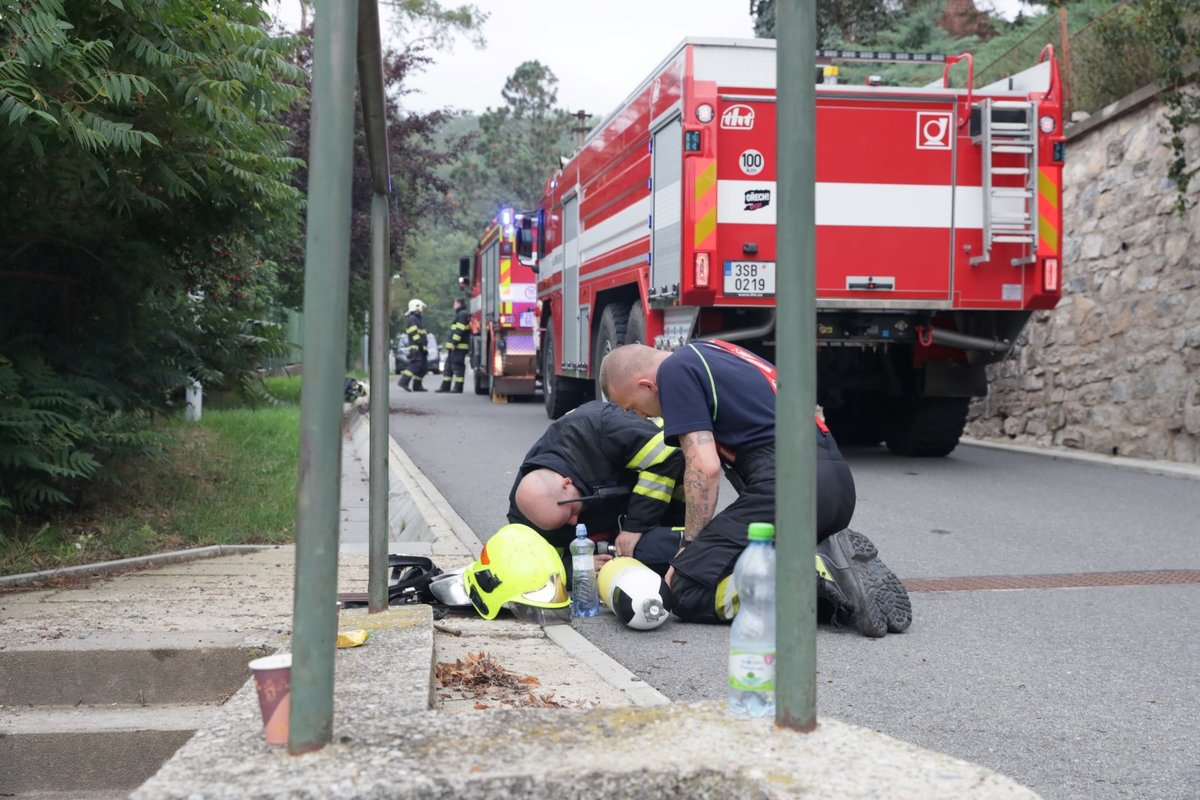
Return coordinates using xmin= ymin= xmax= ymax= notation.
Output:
xmin=739 ymin=149 xmax=764 ymax=176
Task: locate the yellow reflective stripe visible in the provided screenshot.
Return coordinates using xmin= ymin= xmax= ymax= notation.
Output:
xmin=715 ymin=574 xmax=739 ymax=621
xmin=626 ymin=431 xmax=672 ymax=470
xmin=1037 ymin=167 xmax=1060 ymax=254
xmin=633 ymin=473 xmax=675 ymax=502
xmin=815 ymin=553 xmax=835 ymax=583
xmin=694 ymin=161 xmax=717 ymax=250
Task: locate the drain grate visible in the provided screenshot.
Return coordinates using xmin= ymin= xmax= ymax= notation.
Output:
xmin=903 ymin=570 xmax=1200 ymax=593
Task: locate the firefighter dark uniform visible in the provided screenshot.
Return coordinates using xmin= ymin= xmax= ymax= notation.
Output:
xmin=657 ymin=340 xmax=857 ymax=624
xmin=397 ymin=299 xmax=428 ymax=392
xmin=437 ymin=302 xmax=469 ymax=393
xmin=508 ymin=401 xmax=686 ymax=577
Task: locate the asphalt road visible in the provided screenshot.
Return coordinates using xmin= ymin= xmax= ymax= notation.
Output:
xmin=389 ymin=375 xmax=1200 ymax=800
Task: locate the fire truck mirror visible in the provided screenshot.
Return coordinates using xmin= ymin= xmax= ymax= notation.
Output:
xmin=458 ymin=256 xmax=470 ymax=280
xmin=516 ymin=219 xmax=538 ymax=271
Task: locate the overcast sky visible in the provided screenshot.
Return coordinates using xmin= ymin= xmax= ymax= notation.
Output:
xmin=269 ymin=1 xmax=1036 ymax=117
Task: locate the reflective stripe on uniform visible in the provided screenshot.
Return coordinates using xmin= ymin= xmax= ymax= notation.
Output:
xmin=633 ymin=472 xmax=676 ymax=503
xmin=715 ymin=574 xmax=739 ymax=621
xmin=625 ymin=431 xmax=674 ymax=471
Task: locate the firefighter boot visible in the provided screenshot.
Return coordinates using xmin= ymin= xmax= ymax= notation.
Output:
xmin=412 ymin=377 xmax=427 ymax=392
xmin=398 ymin=373 xmax=411 ymax=392
xmin=815 ymin=529 xmax=889 ymax=638
xmin=451 ymin=381 xmax=464 ymax=394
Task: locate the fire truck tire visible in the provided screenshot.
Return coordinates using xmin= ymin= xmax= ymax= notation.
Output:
xmin=883 ymin=397 xmax=970 ymax=457
xmin=625 ymin=301 xmax=646 ymax=345
xmin=472 ymin=338 xmax=490 ymax=395
xmin=824 ymin=394 xmax=885 ymax=447
xmin=542 ymin=325 xmax=584 ymax=419
xmin=593 ymin=304 xmax=629 ymax=401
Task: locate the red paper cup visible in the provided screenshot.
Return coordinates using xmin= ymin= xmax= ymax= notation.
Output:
xmin=248 ymin=653 xmax=291 ymax=746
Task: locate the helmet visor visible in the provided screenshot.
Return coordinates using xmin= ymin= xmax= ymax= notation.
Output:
xmin=521 ymin=572 xmax=568 ymax=607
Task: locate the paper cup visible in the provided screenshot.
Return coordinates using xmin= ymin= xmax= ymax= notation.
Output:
xmin=248 ymin=653 xmax=291 ymax=745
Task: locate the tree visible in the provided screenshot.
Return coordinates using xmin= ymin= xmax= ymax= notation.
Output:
xmin=0 ymin=0 xmax=306 ymax=517
xmin=461 ymin=61 xmax=575 ymax=214
xmin=276 ymin=32 xmax=474 ymax=350
xmin=751 ymin=0 xmax=898 ymax=46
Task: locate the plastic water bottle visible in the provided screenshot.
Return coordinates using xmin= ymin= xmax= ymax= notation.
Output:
xmin=569 ymin=524 xmax=600 ymax=618
xmin=728 ymin=522 xmax=776 ymax=717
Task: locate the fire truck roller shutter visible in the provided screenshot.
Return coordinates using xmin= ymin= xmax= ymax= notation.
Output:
xmin=593 ymin=304 xmax=630 ymax=401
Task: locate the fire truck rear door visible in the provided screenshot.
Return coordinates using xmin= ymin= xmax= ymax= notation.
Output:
xmin=814 ymin=95 xmax=958 ymax=304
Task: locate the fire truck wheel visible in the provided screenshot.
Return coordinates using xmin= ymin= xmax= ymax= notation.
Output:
xmin=883 ymin=397 xmax=970 ymax=457
xmin=625 ymin=301 xmax=646 ymax=346
xmin=824 ymin=394 xmax=885 ymax=447
xmin=593 ymin=304 xmax=630 ymax=401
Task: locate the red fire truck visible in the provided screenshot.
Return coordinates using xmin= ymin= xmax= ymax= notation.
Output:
xmin=460 ymin=208 xmax=540 ymax=399
xmin=524 ymin=38 xmax=1064 ymax=456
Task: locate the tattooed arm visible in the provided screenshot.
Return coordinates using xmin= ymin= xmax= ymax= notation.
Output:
xmin=678 ymin=430 xmax=722 ymax=542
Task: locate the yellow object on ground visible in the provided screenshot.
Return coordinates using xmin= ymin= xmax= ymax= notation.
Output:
xmin=336 ymin=629 xmax=369 ymax=648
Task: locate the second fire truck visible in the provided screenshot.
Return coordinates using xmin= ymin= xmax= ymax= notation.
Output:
xmin=460 ymin=208 xmax=540 ymax=399
xmin=522 ymin=37 xmax=1065 ymax=456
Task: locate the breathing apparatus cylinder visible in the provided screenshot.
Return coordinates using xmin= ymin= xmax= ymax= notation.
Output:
xmin=597 ymin=557 xmax=671 ymax=630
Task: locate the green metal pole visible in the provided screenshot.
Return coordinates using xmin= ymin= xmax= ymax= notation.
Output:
xmin=356 ymin=0 xmax=392 ymax=613
xmin=368 ymin=193 xmax=390 ymax=612
xmin=775 ymin=0 xmax=818 ymax=732
xmin=291 ymin=0 xmax=359 ymax=754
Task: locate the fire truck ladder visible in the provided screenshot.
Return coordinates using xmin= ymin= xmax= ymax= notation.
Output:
xmin=971 ymin=98 xmax=1038 ymax=266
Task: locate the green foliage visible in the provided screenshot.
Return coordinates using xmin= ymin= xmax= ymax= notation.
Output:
xmin=0 ymin=389 xmax=301 ymax=574
xmin=382 ymin=0 xmax=489 ymax=48
xmin=0 ymin=343 xmax=164 ymax=521
xmin=0 ymin=0 xmax=306 ymax=519
xmin=457 ymin=61 xmax=576 ymax=213
xmin=751 ymin=0 xmax=899 ymax=46
xmin=1078 ymin=0 xmax=1199 ymax=211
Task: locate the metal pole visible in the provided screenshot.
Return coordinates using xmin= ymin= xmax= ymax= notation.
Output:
xmin=774 ymin=0 xmax=818 ymax=732
xmin=291 ymin=0 xmax=359 ymax=754
xmin=356 ymin=0 xmax=393 ymax=614
xmin=368 ymin=194 xmax=390 ymax=612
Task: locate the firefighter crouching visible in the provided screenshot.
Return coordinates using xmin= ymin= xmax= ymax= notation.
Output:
xmin=398 ymin=298 xmax=428 ymax=392
xmin=507 ymin=401 xmax=687 ymax=580
xmin=437 ymin=297 xmax=469 ymax=393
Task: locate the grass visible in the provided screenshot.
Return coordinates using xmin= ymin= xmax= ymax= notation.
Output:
xmin=0 ymin=375 xmax=304 ymax=576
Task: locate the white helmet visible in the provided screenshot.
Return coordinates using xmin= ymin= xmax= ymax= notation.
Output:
xmin=407 ymin=298 xmax=426 ymax=314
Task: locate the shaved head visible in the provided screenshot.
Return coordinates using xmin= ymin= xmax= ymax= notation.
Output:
xmin=515 ymin=468 xmax=581 ymax=531
xmin=600 ymin=344 xmax=669 ymax=419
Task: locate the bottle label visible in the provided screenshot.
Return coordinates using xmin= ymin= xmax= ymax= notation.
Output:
xmin=728 ymin=648 xmax=775 ymax=692
xmin=573 ymin=554 xmax=591 ymax=572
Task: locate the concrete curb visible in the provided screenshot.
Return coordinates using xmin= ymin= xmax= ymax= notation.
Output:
xmin=0 ymin=544 xmax=276 ymax=590
xmin=961 ymin=437 xmax=1200 ymax=481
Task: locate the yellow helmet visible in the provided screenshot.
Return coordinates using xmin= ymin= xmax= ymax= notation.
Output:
xmin=464 ymin=524 xmax=569 ymax=620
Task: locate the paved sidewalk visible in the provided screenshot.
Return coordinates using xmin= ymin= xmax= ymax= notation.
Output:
xmin=1 ymin=408 xmax=1043 ymax=798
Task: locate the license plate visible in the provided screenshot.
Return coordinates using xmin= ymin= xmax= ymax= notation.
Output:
xmin=723 ymin=261 xmax=775 ymax=296
xmin=519 ymin=310 xmax=536 ymax=328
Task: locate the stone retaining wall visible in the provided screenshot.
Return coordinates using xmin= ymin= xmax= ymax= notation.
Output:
xmin=967 ymin=89 xmax=1200 ymax=463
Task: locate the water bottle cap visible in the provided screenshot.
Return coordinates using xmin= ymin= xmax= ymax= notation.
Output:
xmin=575 ymin=523 xmax=588 ymax=537
xmin=747 ymin=522 xmax=774 ymax=542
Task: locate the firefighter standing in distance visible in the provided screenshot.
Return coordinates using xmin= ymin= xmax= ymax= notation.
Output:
xmin=436 ymin=297 xmax=469 ymax=393
xmin=397 ymin=298 xmax=428 ymax=392
xmin=601 ymin=342 xmax=912 ymax=636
